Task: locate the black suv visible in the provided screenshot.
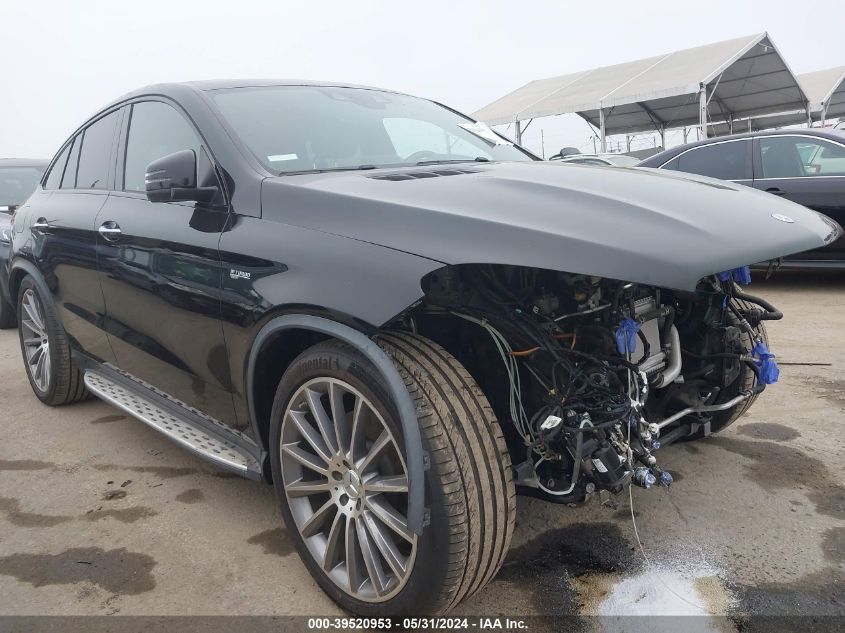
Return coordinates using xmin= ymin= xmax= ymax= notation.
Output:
xmin=638 ymin=129 xmax=845 ymax=267
xmin=7 ymin=81 xmax=837 ymax=616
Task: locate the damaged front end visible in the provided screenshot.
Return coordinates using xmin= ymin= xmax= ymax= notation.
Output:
xmin=404 ymin=264 xmax=782 ymax=504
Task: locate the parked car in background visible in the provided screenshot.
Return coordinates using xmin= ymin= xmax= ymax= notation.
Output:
xmin=553 ymin=153 xmax=641 ymax=167
xmin=6 ymin=80 xmax=838 ymax=616
xmin=547 ymin=147 xmax=641 ymax=166
xmin=638 ymin=129 xmax=845 ymax=267
xmin=1 ymin=159 xmax=48 ymax=327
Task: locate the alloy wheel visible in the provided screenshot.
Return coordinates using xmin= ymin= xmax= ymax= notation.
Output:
xmin=20 ymin=289 xmax=51 ymax=392
xmin=280 ymin=377 xmax=416 ymax=602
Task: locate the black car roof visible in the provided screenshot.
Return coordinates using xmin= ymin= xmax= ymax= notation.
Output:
xmin=117 ymin=79 xmax=405 ymax=100
xmin=639 ymin=127 xmax=845 ymax=166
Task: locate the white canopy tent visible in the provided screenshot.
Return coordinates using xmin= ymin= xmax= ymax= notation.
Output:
xmin=801 ymin=65 xmax=845 ymax=123
xmin=472 ymin=33 xmax=808 ymax=151
xmin=707 ymin=65 xmax=845 ymax=136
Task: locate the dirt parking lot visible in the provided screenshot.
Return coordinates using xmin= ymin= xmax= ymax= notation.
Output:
xmin=0 ymin=273 xmax=843 ymax=626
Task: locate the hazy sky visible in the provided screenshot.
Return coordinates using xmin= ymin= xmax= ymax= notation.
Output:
xmin=4 ymin=0 xmax=845 ymax=159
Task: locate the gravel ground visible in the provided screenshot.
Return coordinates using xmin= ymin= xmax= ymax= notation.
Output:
xmin=0 ymin=272 xmax=842 ymax=624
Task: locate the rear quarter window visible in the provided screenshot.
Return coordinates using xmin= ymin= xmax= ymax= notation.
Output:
xmin=674 ymin=140 xmax=750 ymax=180
xmin=44 ymin=144 xmax=72 ymax=190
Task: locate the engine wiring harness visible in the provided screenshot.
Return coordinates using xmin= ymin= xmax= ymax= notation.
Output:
xmin=417 ymin=263 xmax=783 ymax=504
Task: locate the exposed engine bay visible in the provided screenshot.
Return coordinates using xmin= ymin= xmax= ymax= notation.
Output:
xmin=407 ymin=264 xmax=782 ymax=504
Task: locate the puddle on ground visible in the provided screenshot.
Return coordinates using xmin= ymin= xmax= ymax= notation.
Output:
xmin=737 ymin=423 xmax=800 ymax=442
xmin=498 ymin=523 xmax=638 ymax=615
xmin=0 ymin=459 xmax=55 ymax=471
xmin=247 ymin=527 xmax=295 ymax=557
xmin=803 ymin=376 xmax=845 ymax=406
xmin=0 ymin=497 xmax=73 ymax=528
xmin=175 ymin=489 xmax=205 ymax=504
xmin=821 ymin=527 xmax=845 ymax=564
xmin=708 ymin=437 xmax=845 ymax=520
xmin=731 ymin=567 xmax=845 ymax=620
xmin=0 ymin=547 xmax=156 ymax=594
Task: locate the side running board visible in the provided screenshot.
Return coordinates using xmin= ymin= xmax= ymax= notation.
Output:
xmin=83 ymin=369 xmax=263 ymax=479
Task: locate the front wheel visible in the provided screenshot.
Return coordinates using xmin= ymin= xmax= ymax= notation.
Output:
xmin=269 ymin=332 xmax=515 ymax=615
xmin=684 ymin=298 xmax=770 ymax=440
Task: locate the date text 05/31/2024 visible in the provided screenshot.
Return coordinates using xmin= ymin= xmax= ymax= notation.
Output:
xmin=307 ymin=617 xmax=529 ymax=630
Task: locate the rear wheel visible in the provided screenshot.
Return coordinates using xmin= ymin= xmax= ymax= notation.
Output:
xmin=269 ymin=332 xmax=514 ymax=615
xmin=16 ymin=276 xmax=88 ymax=405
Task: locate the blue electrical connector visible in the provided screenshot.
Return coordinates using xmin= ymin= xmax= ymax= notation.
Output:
xmin=752 ymin=341 xmax=780 ymax=384
xmin=718 ymin=266 xmax=752 ymax=285
xmin=615 ymin=318 xmax=640 ymax=355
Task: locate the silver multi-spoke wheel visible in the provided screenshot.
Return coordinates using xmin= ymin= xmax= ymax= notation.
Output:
xmin=20 ymin=288 xmax=51 ymax=392
xmin=280 ymin=377 xmax=416 ymax=602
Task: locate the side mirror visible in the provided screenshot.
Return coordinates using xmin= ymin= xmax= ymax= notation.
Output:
xmin=145 ymin=150 xmax=217 ymax=204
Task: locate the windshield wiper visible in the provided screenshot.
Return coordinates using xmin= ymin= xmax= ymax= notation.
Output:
xmin=415 ymin=157 xmax=491 ymax=166
xmin=280 ymin=164 xmax=379 ymax=175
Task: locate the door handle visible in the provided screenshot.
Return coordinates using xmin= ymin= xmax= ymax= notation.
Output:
xmin=765 ymin=187 xmax=787 ymax=196
xmin=98 ymin=221 xmax=122 ymax=241
xmin=32 ymin=217 xmax=50 ymax=230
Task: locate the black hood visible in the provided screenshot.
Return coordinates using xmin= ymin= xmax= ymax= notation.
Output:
xmin=261 ymin=161 xmax=840 ymax=291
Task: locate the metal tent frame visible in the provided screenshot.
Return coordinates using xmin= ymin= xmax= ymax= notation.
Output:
xmin=472 ymin=33 xmax=809 ymax=150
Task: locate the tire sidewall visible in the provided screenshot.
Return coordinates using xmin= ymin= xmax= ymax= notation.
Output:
xmin=268 ymin=342 xmax=447 ymax=616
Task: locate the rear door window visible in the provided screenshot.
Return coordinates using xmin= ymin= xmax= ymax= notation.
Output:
xmin=75 ymin=111 xmax=120 ymax=190
xmin=675 ymin=140 xmax=751 ymax=180
xmin=759 ymin=136 xmax=845 ymax=178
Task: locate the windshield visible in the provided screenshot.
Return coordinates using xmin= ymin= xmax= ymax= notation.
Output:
xmin=0 ymin=167 xmax=43 ymax=208
xmin=211 ymin=86 xmax=533 ymax=173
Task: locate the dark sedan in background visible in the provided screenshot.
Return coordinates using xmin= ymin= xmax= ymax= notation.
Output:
xmin=1 ymin=158 xmax=48 ymax=327
xmin=638 ymin=129 xmax=845 ymax=267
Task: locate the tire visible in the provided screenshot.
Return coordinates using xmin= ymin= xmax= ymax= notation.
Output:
xmin=268 ymin=332 xmax=515 ymax=616
xmin=688 ymin=298 xmax=769 ymax=439
xmin=0 ymin=294 xmax=15 ymax=329
xmin=16 ymin=276 xmax=88 ymax=405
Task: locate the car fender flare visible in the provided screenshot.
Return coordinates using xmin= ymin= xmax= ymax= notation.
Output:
xmin=247 ymin=313 xmax=426 ymax=535
xmin=8 ymin=257 xmax=52 ymax=305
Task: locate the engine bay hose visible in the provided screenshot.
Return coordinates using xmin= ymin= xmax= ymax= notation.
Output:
xmin=732 ymin=287 xmax=784 ymax=321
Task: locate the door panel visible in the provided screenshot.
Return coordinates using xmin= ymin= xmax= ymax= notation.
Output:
xmin=96 ymin=194 xmax=236 ymax=425
xmin=28 ymin=189 xmax=116 ymax=362
xmin=753 ymin=136 xmax=845 ymax=260
xmin=96 ymin=98 xmax=236 ymax=425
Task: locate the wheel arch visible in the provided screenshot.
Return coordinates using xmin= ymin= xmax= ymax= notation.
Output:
xmin=9 ymin=258 xmax=52 ymax=309
xmin=246 ymin=313 xmax=426 ymax=535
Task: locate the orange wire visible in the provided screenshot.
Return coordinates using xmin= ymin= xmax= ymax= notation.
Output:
xmin=508 ymin=332 xmax=577 ymax=356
